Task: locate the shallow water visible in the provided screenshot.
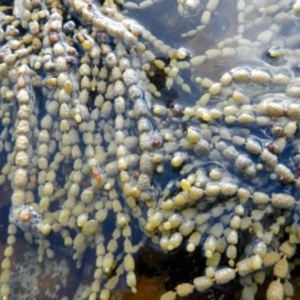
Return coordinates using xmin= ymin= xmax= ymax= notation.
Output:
xmin=1 ymin=0 xmax=300 ymax=300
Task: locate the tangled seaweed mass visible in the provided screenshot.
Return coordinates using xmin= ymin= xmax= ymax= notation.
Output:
xmin=2 ymin=0 xmax=300 ymax=299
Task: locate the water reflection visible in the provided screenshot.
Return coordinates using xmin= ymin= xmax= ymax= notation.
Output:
xmin=1 ymin=0 xmax=300 ymax=300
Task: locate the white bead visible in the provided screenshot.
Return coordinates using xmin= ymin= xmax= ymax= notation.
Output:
xmin=266 ymin=280 xmax=283 ymax=300
xmin=193 ymin=276 xmax=213 ymax=292
xmin=214 ymin=268 xmax=236 ymax=285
